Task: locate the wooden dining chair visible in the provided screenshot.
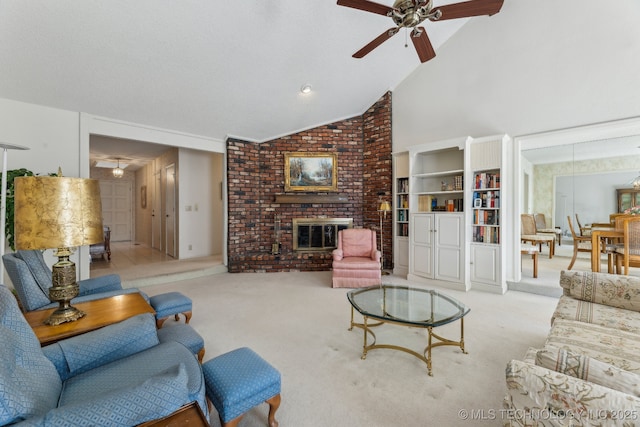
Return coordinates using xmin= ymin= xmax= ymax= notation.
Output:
xmin=572 ymin=216 xmax=619 ymax=273
xmin=614 ymin=216 xmax=640 ymax=275
xmin=575 ymin=214 xmax=591 ymax=237
xmin=566 ymin=215 xmax=592 ymax=270
xmin=534 ymin=213 xmax=562 ymax=246
xmin=521 ymin=214 xmax=554 ymax=258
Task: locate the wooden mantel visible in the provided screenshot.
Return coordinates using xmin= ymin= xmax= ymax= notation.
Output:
xmin=274 ymin=194 xmax=350 ymax=204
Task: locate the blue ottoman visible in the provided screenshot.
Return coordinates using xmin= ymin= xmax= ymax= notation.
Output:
xmin=157 ymin=323 xmax=205 ymax=362
xmin=149 ymin=291 xmax=193 ymax=328
xmin=203 ymin=347 xmax=281 ymax=427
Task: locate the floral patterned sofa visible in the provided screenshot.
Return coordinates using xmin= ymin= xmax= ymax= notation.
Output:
xmin=504 ymin=270 xmax=640 ymax=427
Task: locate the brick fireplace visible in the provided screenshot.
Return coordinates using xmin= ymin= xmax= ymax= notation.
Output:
xmin=226 ymin=92 xmax=392 ymax=273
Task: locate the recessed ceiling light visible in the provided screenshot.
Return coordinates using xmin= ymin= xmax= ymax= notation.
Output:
xmin=300 ymin=84 xmax=312 ymax=94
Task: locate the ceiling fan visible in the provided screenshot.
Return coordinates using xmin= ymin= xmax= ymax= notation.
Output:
xmin=337 ymin=0 xmax=504 ymax=63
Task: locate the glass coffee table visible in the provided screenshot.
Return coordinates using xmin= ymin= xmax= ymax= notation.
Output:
xmin=347 ymin=285 xmax=470 ymax=376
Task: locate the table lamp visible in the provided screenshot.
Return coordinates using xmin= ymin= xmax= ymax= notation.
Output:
xmin=14 ymin=174 xmax=103 ymax=325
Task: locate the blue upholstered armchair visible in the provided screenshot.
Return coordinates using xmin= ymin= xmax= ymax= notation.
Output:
xmin=2 ymin=250 xmax=143 ymax=312
xmin=0 ymin=284 xmax=208 ymax=426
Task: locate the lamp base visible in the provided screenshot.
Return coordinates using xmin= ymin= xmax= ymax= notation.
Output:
xmin=44 ymin=304 xmax=86 ymax=326
xmin=45 ymin=248 xmax=85 ymax=326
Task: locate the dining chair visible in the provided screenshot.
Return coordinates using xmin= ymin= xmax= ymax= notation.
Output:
xmin=614 ymin=216 xmax=640 ymax=275
xmin=534 ymin=213 xmax=562 ymax=246
xmin=520 ymin=214 xmax=554 ymax=258
xmin=568 ymin=216 xmax=617 ymax=273
xmin=575 ymin=214 xmax=591 ymax=237
xmin=566 ymin=216 xmax=592 ymax=270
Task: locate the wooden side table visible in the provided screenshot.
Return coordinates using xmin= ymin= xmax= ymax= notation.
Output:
xmin=24 ymin=293 xmax=155 ymax=346
xmin=138 ymin=401 xmax=209 ymax=427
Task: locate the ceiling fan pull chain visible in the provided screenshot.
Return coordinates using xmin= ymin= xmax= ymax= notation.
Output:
xmin=404 ymin=28 xmax=408 ymax=48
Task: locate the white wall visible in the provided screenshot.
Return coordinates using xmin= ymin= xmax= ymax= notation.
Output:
xmin=177 ymin=148 xmax=223 ymax=259
xmin=0 ymin=97 xmax=227 ymax=281
xmin=0 ymin=98 xmax=80 ymax=176
xmin=392 ymin=0 xmax=640 ymax=150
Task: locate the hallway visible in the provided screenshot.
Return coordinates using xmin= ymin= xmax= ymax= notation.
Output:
xmin=90 ymin=241 xmax=225 ymax=288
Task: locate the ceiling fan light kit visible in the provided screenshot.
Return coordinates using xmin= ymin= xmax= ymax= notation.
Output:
xmin=337 ymin=0 xmax=504 ymax=63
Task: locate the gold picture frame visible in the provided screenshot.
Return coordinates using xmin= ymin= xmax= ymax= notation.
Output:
xmin=140 ymin=185 xmax=147 ymax=208
xmin=284 ymin=152 xmax=337 ymax=192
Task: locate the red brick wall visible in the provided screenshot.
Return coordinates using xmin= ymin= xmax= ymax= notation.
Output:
xmin=227 ymin=92 xmax=392 ymax=273
xmin=363 ymin=92 xmax=393 ymax=270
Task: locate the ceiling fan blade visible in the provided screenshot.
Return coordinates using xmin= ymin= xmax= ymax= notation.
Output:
xmin=411 ymin=27 xmax=436 ymax=63
xmin=432 ymin=0 xmax=504 ymax=21
xmin=353 ymin=28 xmax=400 ymax=59
xmin=337 ymin=0 xmax=394 ymax=16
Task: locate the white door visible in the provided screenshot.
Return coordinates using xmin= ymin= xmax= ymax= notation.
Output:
xmin=152 ymin=171 xmax=162 ymax=251
xmin=99 ymin=180 xmax=132 ymax=242
xmin=165 ymin=164 xmax=176 ymax=257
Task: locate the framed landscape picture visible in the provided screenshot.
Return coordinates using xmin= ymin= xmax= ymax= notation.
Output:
xmin=284 ymin=152 xmax=337 ymax=192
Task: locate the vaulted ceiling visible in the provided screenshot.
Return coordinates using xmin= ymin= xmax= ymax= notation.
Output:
xmin=0 ymin=1 xmax=489 ymax=144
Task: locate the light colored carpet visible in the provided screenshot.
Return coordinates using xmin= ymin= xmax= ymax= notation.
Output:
xmin=147 ymin=271 xmax=558 ymax=426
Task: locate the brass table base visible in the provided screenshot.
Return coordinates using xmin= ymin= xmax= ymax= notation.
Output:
xmin=349 ymin=307 xmax=467 ymax=376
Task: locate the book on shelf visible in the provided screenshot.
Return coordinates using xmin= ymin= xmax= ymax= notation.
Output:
xmin=418 ymin=195 xmax=433 ymax=212
xmin=474 ymin=172 xmax=501 ymax=190
xmin=473 ymin=226 xmax=500 ymax=244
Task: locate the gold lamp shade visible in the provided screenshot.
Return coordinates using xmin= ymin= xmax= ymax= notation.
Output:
xmin=14 ymin=176 xmax=103 ymax=325
xmin=14 ymin=176 xmax=103 ymax=250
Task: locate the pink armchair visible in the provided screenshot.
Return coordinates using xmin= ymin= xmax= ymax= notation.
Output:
xmin=331 ymin=228 xmax=382 ymax=288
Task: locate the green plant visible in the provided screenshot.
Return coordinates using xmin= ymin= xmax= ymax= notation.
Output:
xmin=3 ymin=168 xmax=35 ymax=251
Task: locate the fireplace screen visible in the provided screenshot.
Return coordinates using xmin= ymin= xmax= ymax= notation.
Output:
xmin=293 ymin=218 xmax=353 ymax=251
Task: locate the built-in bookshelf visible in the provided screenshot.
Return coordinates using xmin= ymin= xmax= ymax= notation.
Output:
xmin=396 ymin=177 xmax=409 ymax=237
xmin=471 ymin=169 xmax=500 ymax=244
xmin=410 ymin=147 xmax=464 ymax=213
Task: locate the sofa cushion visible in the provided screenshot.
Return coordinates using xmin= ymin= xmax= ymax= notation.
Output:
xmin=536 ymin=346 xmax=640 ymax=397
xmin=341 ymin=230 xmax=374 ymax=258
xmin=560 ymin=270 xmax=640 ymax=311
xmin=40 ymin=363 xmax=190 ymax=426
xmin=0 ymin=285 xmax=61 ymax=425
xmin=59 ymin=341 xmax=204 ymax=410
xmin=57 ymin=313 xmax=160 ymax=376
xmin=546 ymin=319 xmax=640 ymax=373
xmin=552 ymin=295 xmax=640 ymax=334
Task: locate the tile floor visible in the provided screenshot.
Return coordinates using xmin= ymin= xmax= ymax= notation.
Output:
xmin=90 ymin=241 xmax=224 ymax=287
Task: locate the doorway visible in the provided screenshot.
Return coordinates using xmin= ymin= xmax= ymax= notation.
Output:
xmin=165 ymin=163 xmax=176 ymax=258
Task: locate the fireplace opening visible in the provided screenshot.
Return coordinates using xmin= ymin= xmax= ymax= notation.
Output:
xmin=293 ymin=218 xmax=353 ymax=251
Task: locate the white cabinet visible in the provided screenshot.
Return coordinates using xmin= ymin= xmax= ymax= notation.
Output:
xmin=470 ymin=244 xmax=500 ymax=285
xmin=408 ymin=213 xmax=465 ymax=289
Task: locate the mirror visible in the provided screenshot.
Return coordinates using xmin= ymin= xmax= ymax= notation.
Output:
xmin=515 ymin=117 xmax=640 ymax=295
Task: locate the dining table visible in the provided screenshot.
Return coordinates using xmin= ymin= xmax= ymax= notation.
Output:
xmin=590 ymin=225 xmax=623 ymax=273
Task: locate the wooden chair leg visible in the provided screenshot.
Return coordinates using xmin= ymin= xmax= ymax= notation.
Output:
xmin=156 ymin=317 xmax=167 ymax=328
xmin=532 ymin=252 xmax=538 ymax=278
xmin=568 ymin=247 xmax=578 ymax=270
xmin=222 ymin=416 xmax=243 ymax=427
xmin=266 ymin=394 xmax=281 ymax=427
xmin=184 ymin=311 xmax=192 ymax=324
xmin=221 ymin=394 xmax=280 ymax=427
